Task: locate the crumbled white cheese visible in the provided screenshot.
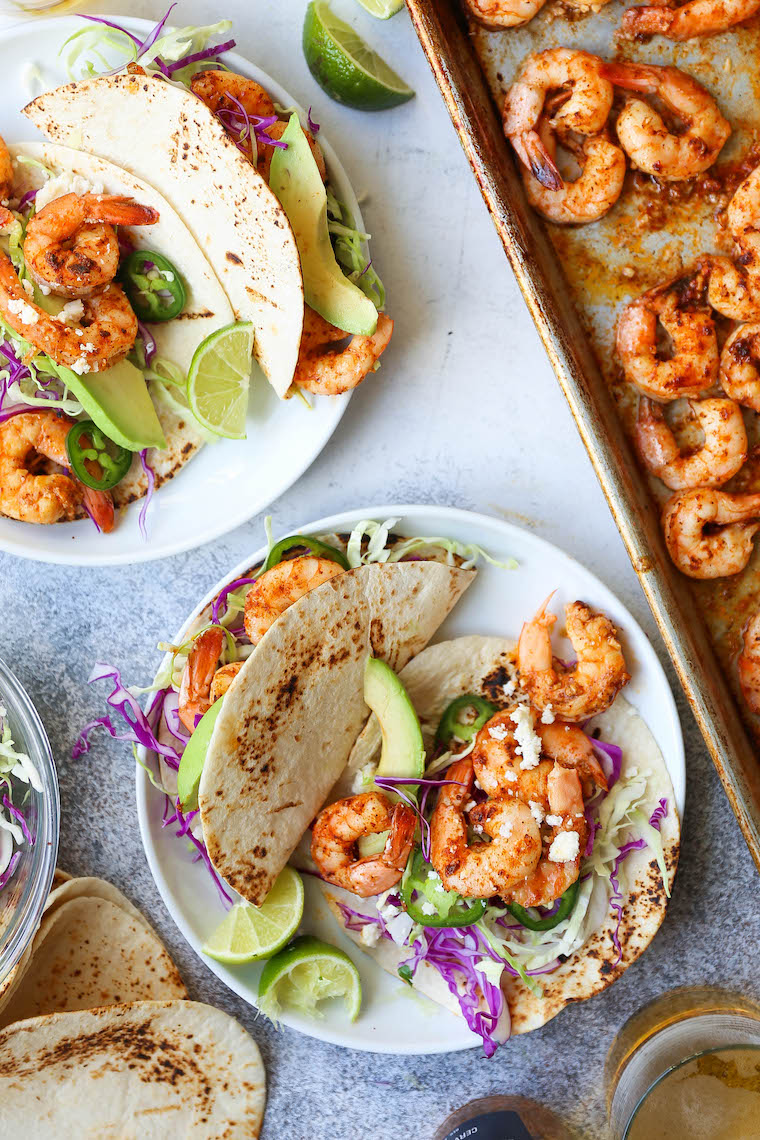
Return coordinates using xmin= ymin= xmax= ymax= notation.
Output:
xmin=70 ymin=356 xmax=91 ymax=375
xmin=426 ymin=870 xmax=439 ymax=882
xmin=473 ymin=778 xmax=483 ymax=792
xmin=161 ymin=270 xmax=175 ymax=282
xmin=81 ymin=341 xmax=96 ymax=354
xmin=472 ymin=824 xmax=483 ymax=835
xmin=7 ymin=298 xmax=38 ymax=325
xmin=548 ymin=831 xmax=580 ymax=863
xmin=21 ymin=278 xmax=34 ymax=299
xmin=502 ymin=679 xmax=516 ymax=698
xmin=385 ymin=912 xmax=414 ymax=946
xmin=35 ymin=172 xmax=104 ymax=212
xmin=528 ymin=800 xmax=545 ymax=826
xmin=420 ymin=901 xmax=437 ymax=916
xmin=545 ymin=814 xmax=563 ymax=828
xmin=498 ymin=819 xmax=513 ymax=839
xmin=503 ymin=769 xmax=517 ymax=783
xmin=464 ymin=800 xmax=476 ymax=813
xmin=360 ymin=923 xmax=381 ymax=947
xmin=541 ymin=704 xmax=555 ymax=724
xmin=510 ymin=704 xmax=542 ymax=770
xmin=488 ymin=722 xmax=510 ymax=742
xmin=38 ymin=283 xmax=51 ymax=296
xmin=54 ymin=300 xmax=85 ymax=325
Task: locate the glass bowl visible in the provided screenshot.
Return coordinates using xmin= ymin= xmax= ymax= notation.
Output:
xmin=0 ymin=656 xmax=59 ymax=988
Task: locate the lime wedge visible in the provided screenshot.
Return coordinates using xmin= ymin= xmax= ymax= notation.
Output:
xmin=202 ymin=867 xmax=304 ymax=964
xmin=303 ymin=1 xmax=414 ymax=111
xmin=355 ymin=0 xmax=405 ymax=17
xmin=186 ymin=321 xmax=254 ymax=440
xmin=258 ymin=934 xmax=362 ymax=1022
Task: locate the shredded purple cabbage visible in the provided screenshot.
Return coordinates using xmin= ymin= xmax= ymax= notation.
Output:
xmin=163 ymin=797 xmax=233 ymax=907
xmin=136 ymin=320 xmax=157 ymax=364
xmin=592 ymin=738 xmax=623 ymax=788
xmin=211 ymin=576 xmax=257 ymax=624
xmin=138 ymin=450 xmax=155 ymax=541
xmin=212 ymin=97 xmax=287 ymax=155
xmin=72 ymin=664 xmax=181 ymax=766
xmin=1 ymin=796 xmax=33 ymax=845
xmin=154 ymin=37 xmax=236 ymax=77
xmin=0 ymin=851 xmax=21 ymax=892
xmin=80 ymin=5 xmax=177 ymax=76
xmin=16 ymin=189 xmax=37 ymax=211
xmin=307 ymin=106 xmax=320 ymax=134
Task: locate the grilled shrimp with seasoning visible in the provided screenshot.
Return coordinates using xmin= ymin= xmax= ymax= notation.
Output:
xmin=708 ymin=167 xmax=760 ymax=323
xmin=177 ymin=628 xmax=243 ymax=733
xmin=311 ymin=792 xmax=416 ymax=897
xmin=294 ymin=307 xmax=394 ymax=396
xmin=517 ymin=597 xmax=630 ymax=720
xmin=520 ymin=120 xmax=626 ymax=225
xmin=0 ymin=136 xmax=12 ymax=200
xmin=23 ymin=193 xmax=159 ymax=299
xmin=601 ymin=63 xmax=730 ymax=181
xmin=738 ymin=613 xmax=760 ymax=715
xmin=506 ymin=766 xmax=587 ymax=908
xmin=0 ymin=253 xmax=137 ymax=372
xmin=0 ymin=411 xmax=113 ymax=530
xmin=720 ymin=323 xmax=760 ymax=412
xmin=463 ymin=0 xmax=551 ymax=28
xmin=616 ymin=271 xmax=718 ymax=401
xmin=503 ymin=50 xmax=614 ymax=192
xmin=662 ymin=489 xmax=760 ymax=578
xmin=621 ymin=0 xmax=760 ymax=40
xmin=191 ymin=70 xmax=276 ymax=164
xmin=243 ymin=555 xmax=345 ymax=644
xmin=634 ymin=396 xmax=747 ymax=490
xmin=429 ymin=755 xmax=543 ymax=899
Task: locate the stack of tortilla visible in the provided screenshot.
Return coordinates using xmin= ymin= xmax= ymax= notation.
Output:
xmin=0 ymin=870 xmax=266 ymax=1138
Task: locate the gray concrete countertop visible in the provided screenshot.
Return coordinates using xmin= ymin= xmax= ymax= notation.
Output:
xmin=0 ymin=2 xmax=758 ymax=1137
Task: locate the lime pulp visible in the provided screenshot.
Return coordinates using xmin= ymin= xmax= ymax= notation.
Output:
xmin=258 ymin=934 xmax=362 ymax=1021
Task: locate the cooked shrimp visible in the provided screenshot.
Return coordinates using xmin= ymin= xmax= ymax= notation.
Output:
xmin=243 ymin=554 xmax=345 ymax=644
xmin=601 ymin=63 xmax=730 ymax=181
xmin=463 ymin=0 xmax=550 ymax=27
xmin=0 ymin=136 xmax=12 ymax=200
xmin=521 ymin=120 xmax=626 ymax=224
xmin=0 ymin=255 xmax=137 ymax=372
xmin=634 ymin=395 xmax=747 ymax=490
xmin=503 ymin=50 xmax=614 ymax=191
xmin=178 ymin=627 xmax=226 ymax=733
xmin=0 ymin=411 xmax=113 ymax=530
xmin=257 ymin=119 xmax=326 ymax=185
xmin=472 ymin=708 xmax=555 ymax=800
xmin=23 ymin=193 xmax=158 ymax=299
xmin=294 ymin=308 xmax=394 ymax=396
xmin=507 ymin=766 xmax=586 ymax=908
xmin=429 ymin=755 xmax=543 ymax=899
xmin=209 ymin=660 xmax=243 ymax=703
xmin=191 ymin=70 xmax=276 ymax=164
xmin=517 ymin=597 xmax=630 ymax=720
xmin=537 ymin=721 xmax=609 ymax=795
xmin=616 ymin=272 xmax=718 ymax=400
xmin=311 ymin=792 xmax=415 ymax=897
xmin=738 ymin=612 xmax=760 ymax=715
xmin=708 ymin=167 xmax=760 ymax=323
xmin=662 ymin=488 xmax=760 ymax=578
xmin=721 ymin=323 xmax=760 ymax=412
xmin=621 ymin=0 xmax=760 ymax=40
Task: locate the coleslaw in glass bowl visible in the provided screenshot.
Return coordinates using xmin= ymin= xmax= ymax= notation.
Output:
xmin=0 ymin=657 xmax=58 ymax=989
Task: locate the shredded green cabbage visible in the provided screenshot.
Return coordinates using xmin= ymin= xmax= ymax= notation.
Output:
xmin=326 ymin=188 xmax=385 ymax=311
xmin=61 ymin=19 xmax=232 ymax=86
xmin=345 ymin=517 xmax=517 ymax=572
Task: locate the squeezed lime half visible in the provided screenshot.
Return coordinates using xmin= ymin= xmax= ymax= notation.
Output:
xmin=258 ymin=934 xmax=362 ymax=1021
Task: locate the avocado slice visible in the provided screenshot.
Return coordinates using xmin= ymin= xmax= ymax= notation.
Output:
xmin=358 ymin=658 xmax=425 ymax=858
xmin=177 ymin=697 xmax=224 ymax=811
xmin=56 ymin=357 xmax=167 ymax=452
xmin=269 ymin=114 xmax=378 ymax=336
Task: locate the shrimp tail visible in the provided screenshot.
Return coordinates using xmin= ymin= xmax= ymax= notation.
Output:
xmin=522 ymin=130 xmax=564 ymax=191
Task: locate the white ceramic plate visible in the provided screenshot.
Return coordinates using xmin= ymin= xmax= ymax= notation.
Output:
xmin=0 ymin=16 xmax=358 ymax=565
xmin=136 ymin=505 xmax=685 ymax=1055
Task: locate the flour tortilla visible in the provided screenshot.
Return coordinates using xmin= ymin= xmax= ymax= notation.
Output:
xmin=0 ymin=894 xmax=186 ymax=1029
xmin=326 ymin=635 xmax=680 ymax=1037
xmin=25 ymin=72 xmax=304 ymax=397
xmin=199 ymin=562 xmax=475 ymax=905
xmin=0 ymin=999 xmax=266 ymax=1138
xmin=8 ymin=141 xmax=236 ymax=509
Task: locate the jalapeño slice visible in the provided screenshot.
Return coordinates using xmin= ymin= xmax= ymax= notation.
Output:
xmin=66 ymin=420 xmax=133 ymax=490
xmin=121 ymin=250 xmax=186 ymax=322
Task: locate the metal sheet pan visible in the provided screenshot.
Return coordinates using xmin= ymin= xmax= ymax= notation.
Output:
xmin=407 ymin=0 xmax=760 ymax=868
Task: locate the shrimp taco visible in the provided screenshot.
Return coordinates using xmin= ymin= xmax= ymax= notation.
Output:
xmin=0 ymin=138 xmax=238 ymax=533
xmin=24 ymin=15 xmax=394 ymax=402
xmin=315 ymin=600 xmax=679 ymax=1053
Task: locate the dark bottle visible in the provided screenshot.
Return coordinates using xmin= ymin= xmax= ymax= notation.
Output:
xmin=433 ymin=1096 xmax=575 ymax=1140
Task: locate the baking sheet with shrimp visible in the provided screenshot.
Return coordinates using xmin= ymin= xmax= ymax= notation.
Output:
xmin=468 ymin=4 xmax=760 ymax=738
